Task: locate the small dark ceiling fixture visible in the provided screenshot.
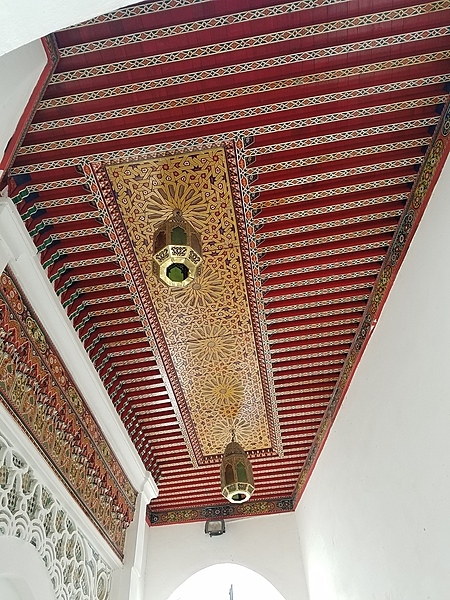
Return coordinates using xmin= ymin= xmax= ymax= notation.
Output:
xmin=205 ymin=519 xmax=226 ymax=537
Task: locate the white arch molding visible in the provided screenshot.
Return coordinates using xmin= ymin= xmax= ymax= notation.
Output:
xmin=167 ymin=563 xmax=286 ymax=600
xmin=0 ymin=536 xmax=55 ymax=600
xmin=146 ymin=513 xmax=309 ymax=600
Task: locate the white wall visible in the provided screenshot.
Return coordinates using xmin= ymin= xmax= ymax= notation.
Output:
xmin=0 ymin=537 xmax=55 ymax=600
xmin=0 ymin=0 xmax=135 ymax=56
xmin=145 ymin=513 xmax=308 ymax=600
xmin=295 ymin=154 xmax=450 ymax=600
xmin=0 ymin=40 xmax=47 ymax=174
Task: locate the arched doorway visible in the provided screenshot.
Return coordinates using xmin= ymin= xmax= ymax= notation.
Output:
xmin=167 ymin=563 xmax=286 ymax=600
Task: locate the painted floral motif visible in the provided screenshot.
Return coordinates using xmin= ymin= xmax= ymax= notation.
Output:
xmin=202 ymin=372 xmax=243 ymax=418
xmin=171 ymin=269 xmax=225 ymax=310
xmin=149 ymin=496 xmax=293 ymax=525
xmin=187 ymin=324 xmax=235 ymax=364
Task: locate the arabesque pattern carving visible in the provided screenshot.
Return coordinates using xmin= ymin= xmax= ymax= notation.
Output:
xmin=0 ymin=433 xmax=112 ymax=599
xmin=0 ymin=272 xmax=136 ymax=556
xmin=105 ymin=148 xmax=272 ymax=455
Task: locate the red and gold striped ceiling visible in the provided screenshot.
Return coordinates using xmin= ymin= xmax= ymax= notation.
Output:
xmin=7 ymin=0 xmax=450 ymax=523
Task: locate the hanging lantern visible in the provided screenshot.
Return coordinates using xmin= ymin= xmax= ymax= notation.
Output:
xmin=220 ymin=441 xmax=255 ymax=504
xmin=152 ymin=209 xmax=202 ymax=288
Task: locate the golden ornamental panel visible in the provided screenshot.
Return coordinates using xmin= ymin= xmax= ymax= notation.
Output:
xmin=106 ymin=148 xmax=271 ymax=455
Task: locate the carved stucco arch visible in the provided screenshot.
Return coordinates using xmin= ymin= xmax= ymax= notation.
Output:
xmin=0 ymin=536 xmax=55 ymax=600
xmin=0 ymin=434 xmax=112 ymax=600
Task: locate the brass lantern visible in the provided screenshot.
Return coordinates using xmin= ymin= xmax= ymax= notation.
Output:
xmin=220 ymin=440 xmax=255 ymax=504
xmin=152 ymin=209 xmax=202 ymax=288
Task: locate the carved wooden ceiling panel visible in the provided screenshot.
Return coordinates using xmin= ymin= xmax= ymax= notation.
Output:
xmin=100 ymin=148 xmax=280 ymax=458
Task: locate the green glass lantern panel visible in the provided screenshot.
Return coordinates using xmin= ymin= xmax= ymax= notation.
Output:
xmin=155 ymin=230 xmax=166 ymax=252
xmin=166 ymin=263 xmax=189 ymax=282
xmin=236 ymin=462 xmax=248 ymax=483
xmin=171 ymin=226 xmax=187 ymax=245
xmin=225 ymin=464 xmax=234 ymax=486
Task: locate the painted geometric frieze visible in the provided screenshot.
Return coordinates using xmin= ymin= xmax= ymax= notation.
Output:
xmin=149 ymin=496 xmax=293 ymax=526
xmin=0 ymin=272 xmax=137 ymax=556
xmin=0 ymin=432 xmax=112 ymax=599
xmin=102 ymin=147 xmax=280 ymax=456
xmin=90 ymin=147 xmax=280 ymax=457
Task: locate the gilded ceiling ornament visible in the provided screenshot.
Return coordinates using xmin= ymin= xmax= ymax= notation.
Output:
xmin=187 ymin=324 xmax=235 ymax=364
xmin=106 ymin=148 xmax=272 ymax=456
xmin=202 ymin=372 xmax=243 ymax=419
xmin=170 ymin=269 xmax=225 ymax=310
xmin=206 ymin=414 xmax=256 ymax=451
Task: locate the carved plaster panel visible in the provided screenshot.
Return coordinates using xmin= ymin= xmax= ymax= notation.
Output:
xmin=0 ymin=271 xmax=137 ymax=556
xmin=0 ymin=432 xmax=112 ymax=600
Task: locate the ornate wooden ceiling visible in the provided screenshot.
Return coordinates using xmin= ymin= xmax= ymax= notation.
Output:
xmin=7 ymin=0 xmax=450 ymax=523
xmin=96 ymin=147 xmax=281 ymax=460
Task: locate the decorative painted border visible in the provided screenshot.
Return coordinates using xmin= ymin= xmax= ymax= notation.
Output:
xmin=0 ymin=271 xmax=137 ymax=556
xmin=20 ymin=89 xmax=446 ymax=155
xmin=52 ymin=26 xmax=447 ymax=84
xmin=292 ymin=96 xmax=450 ymax=507
xmin=149 ymin=497 xmax=293 ymax=526
xmin=61 ymin=0 xmax=348 ymax=49
xmin=30 ymin=76 xmax=449 ymax=134
xmin=11 ymin=116 xmax=441 ymax=175
xmin=250 ymin=137 xmax=429 ymax=177
xmin=34 ymin=49 xmax=449 ymax=115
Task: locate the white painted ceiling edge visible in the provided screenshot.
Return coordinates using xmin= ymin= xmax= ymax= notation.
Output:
xmin=0 ymin=0 xmax=136 ymax=56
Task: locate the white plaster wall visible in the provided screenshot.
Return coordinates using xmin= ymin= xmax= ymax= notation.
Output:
xmin=0 ymin=537 xmax=55 ymax=600
xmin=295 ymin=154 xmax=450 ymax=600
xmin=0 ymin=0 xmax=134 ymax=56
xmin=145 ymin=513 xmax=308 ymax=600
xmin=0 ymin=40 xmax=46 ymax=172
